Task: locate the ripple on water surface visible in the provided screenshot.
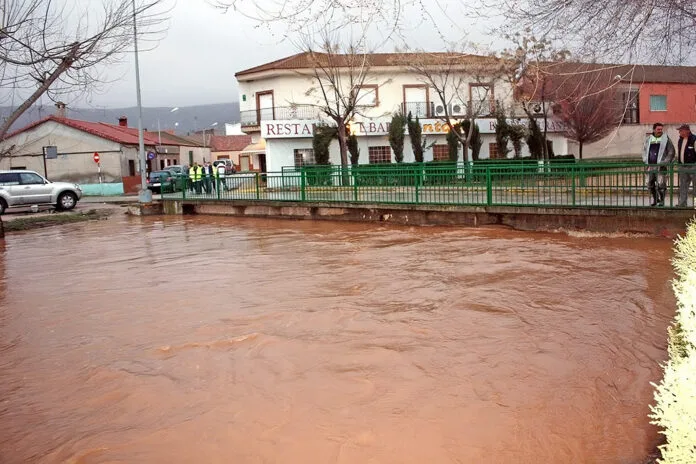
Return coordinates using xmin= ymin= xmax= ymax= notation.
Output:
xmin=0 ymin=215 xmax=676 ymax=463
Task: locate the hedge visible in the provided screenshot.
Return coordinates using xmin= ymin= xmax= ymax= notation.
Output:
xmin=650 ymin=220 xmax=696 ymax=463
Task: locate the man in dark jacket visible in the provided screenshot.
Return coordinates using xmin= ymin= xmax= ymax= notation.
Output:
xmin=677 ymin=124 xmax=696 ymax=207
xmin=643 ymin=122 xmax=676 ymax=206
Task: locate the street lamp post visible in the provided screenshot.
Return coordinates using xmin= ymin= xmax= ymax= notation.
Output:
xmin=157 ymin=107 xmax=179 ymax=148
xmin=205 ymin=122 xmax=218 ymax=147
xmin=132 ymin=0 xmax=150 ymax=203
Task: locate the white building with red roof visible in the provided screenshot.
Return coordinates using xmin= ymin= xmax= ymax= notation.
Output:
xmin=0 ymin=109 xmax=210 ymax=194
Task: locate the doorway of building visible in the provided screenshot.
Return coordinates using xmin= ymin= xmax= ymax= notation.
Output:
xmin=258 ymin=154 xmax=267 ymax=173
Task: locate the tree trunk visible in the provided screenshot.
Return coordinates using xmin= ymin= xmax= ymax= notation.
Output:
xmin=336 ymin=120 xmax=349 ymax=186
xmin=337 ymin=120 xmax=348 ymax=167
xmin=541 ymin=82 xmax=549 ymax=162
xmin=579 ymin=142 xmax=583 ymax=160
xmin=463 ymin=118 xmax=476 ymax=164
xmin=0 ymin=44 xmax=79 ymax=140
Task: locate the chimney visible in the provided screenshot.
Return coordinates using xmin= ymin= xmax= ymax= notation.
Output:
xmin=118 ymin=116 xmax=128 ymax=127
xmin=55 ymin=102 xmax=66 ymax=118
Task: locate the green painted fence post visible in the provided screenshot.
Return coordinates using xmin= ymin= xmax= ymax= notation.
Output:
xmin=668 ymin=163 xmax=674 ymax=208
xmin=182 ymin=176 xmax=186 ymax=200
xmin=301 ymin=167 xmax=306 ymax=202
xmin=352 ymin=169 xmax=358 ymax=202
xmin=486 ymin=167 xmax=493 ymax=206
xmin=255 ymin=172 xmax=260 ymax=199
xmin=217 ymin=177 xmax=221 ymax=200
xmin=571 ymin=165 xmax=576 ymax=206
xmin=414 ymin=168 xmax=420 ymax=204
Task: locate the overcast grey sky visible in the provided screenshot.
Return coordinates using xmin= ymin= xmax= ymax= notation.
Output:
xmin=81 ymin=0 xmax=504 ymax=109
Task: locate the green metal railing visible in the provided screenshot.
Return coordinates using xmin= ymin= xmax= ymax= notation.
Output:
xmin=161 ymin=162 xmax=695 ymax=209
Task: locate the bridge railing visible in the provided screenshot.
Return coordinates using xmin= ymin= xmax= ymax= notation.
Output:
xmin=161 ymin=162 xmax=695 ymax=209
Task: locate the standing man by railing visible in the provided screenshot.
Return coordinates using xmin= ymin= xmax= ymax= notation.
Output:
xmin=643 ymin=122 xmax=676 ymax=207
xmin=217 ymin=162 xmax=226 ymax=191
xmin=676 ymin=124 xmax=696 ymax=208
xmin=203 ymin=162 xmax=215 ymax=194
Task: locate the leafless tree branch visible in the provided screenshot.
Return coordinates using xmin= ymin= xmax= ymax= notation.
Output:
xmin=408 ymin=46 xmax=513 ymax=162
xmin=501 ymin=0 xmax=696 ymax=63
xmin=0 ymin=0 xmax=171 ymax=141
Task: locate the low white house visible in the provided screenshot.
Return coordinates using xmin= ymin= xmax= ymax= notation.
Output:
xmin=0 ymin=113 xmax=208 ymax=194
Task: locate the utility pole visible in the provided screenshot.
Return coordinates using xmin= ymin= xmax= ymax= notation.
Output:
xmin=133 ymin=0 xmax=151 ymax=203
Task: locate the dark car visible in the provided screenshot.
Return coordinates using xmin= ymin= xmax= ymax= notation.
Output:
xmin=147 ymin=170 xmax=176 ymax=193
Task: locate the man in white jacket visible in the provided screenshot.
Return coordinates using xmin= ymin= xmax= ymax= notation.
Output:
xmin=642 ymin=122 xmax=676 ymax=207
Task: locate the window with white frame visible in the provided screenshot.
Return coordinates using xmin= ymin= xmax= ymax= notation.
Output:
xmin=356 ymin=85 xmax=378 ymax=107
xmin=650 ymin=95 xmax=667 ymax=112
xmin=294 ymin=148 xmax=316 ymax=167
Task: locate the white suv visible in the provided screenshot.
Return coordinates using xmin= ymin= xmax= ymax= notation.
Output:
xmin=0 ymin=170 xmax=83 ymax=214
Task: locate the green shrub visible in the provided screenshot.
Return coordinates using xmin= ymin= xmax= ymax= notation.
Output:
xmin=389 ymin=113 xmax=407 ymax=163
xmin=650 ymin=220 xmax=696 ymax=463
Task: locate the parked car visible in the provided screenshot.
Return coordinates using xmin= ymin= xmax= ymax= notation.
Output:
xmin=147 ymin=170 xmax=177 ymax=193
xmin=167 ymin=165 xmax=184 ymax=175
xmin=0 ymin=170 xmax=82 ymax=214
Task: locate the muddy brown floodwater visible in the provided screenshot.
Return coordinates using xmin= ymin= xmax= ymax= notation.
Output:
xmin=0 ymin=215 xmax=676 ymax=464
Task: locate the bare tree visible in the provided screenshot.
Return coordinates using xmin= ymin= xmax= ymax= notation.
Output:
xmin=298 ymin=34 xmax=383 ymax=169
xmin=501 ymin=35 xmax=570 ymax=161
xmin=512 ymin=39 xmax=632 ymax=160
xmin=210 ymin=0 xmax=467 ymax=45
xmin=408 ymin=50 xmax=512 ymax=162
xmin=551 ymin=84 xmax=624 ymax=160
xmin=0 ymin=0 xmax=169 ymax=143
xmin=503 ymin=0 xmax=696 ymax=63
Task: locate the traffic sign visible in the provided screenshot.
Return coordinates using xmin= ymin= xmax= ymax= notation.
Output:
xmin=147 ymin=151 xmax=156 ymax=160
xmin=93 ymin=152 xmax=100 ymax=163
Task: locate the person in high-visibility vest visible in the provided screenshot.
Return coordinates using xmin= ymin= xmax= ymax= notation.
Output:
xmin=188 ymin=164 xmax=196 ymax=192
xmin=194 ymin=162 xmax=203 ymax=194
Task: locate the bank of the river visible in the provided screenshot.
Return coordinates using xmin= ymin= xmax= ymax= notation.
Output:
xmin=1 ymin=206 xmax=119 ymax=233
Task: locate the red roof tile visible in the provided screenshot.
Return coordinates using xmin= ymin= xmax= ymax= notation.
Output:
xmin=3 ymin=115 xmax=201 ymax=147
xmin=235 ymin=52 xmax=500 ymax=77
xmin=236 ymin=52 xmax=696 ymax=86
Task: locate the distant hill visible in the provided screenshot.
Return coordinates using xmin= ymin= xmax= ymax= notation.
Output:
xmin=0 ymin=102 xmax=240 ymax=135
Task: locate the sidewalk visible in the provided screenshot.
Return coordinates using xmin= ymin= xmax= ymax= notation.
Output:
xmin=81 ymin=194 xmax=161 ymax=204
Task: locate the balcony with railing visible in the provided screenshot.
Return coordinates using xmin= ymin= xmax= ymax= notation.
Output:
xmin=400 ymin=100 xmax=495 ymax=119
xmin=401 ymin=101 xmax=434 ymax=118
xmin=240 ymin=105 xmax=323 ymax=127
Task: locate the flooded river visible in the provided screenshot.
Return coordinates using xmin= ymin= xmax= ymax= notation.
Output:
xmin=0 ymin=215 xmax=675 ymax=463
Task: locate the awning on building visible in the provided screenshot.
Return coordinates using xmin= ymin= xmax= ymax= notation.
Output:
xmin=239 ymin=139 xmax=266 ymax=155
